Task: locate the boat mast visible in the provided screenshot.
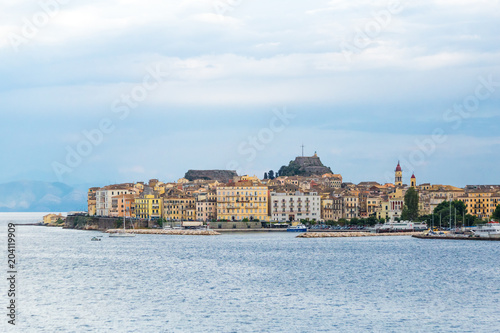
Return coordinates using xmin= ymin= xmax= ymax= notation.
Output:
xmin=449 ymin=200 xmax=452 ymax=229
xmin=123 ymin=193 xmax=126 ymax=232
xmin=454 ymin=208 xmax=456 ymax=231
xmin=463 ymin=210 xmax=465 ymax=231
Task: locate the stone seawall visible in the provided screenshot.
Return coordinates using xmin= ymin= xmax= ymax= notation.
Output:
xmin=297 ymin=231 xmax=423 ymax=238
xmin=106 ymin=229 xmax=220 ymax=236
xmin=208 ymin=221 xmax=263 ymax=230
xmin=65 ymin=216 xmax=151 ymax=231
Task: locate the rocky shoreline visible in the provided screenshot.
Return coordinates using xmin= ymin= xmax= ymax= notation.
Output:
xmin=297 ymin=231 xmax=424 ymax=238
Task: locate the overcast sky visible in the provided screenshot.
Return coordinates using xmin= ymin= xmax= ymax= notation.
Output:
xmin=1 ymin=0 xmax=499 ymax=188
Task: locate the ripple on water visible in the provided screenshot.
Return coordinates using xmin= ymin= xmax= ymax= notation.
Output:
xmin=1 ymin=216 xmax=498 ymax=332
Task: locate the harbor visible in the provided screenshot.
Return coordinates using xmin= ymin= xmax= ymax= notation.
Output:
xmin=412 ymin=221 xmax=500 ymax=241
xmin=412 ymin=234 xmax=500 ymax=241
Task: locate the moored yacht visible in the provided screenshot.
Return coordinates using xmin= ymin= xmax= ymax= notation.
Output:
xmin=473 ymin=222 xmax=500 ymax=238
xmin=377 ymin=221 xmax=427 ymax=233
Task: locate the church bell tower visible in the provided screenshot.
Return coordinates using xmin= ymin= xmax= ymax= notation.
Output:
xmin=395 ymin=161 xmax=403 ymax=186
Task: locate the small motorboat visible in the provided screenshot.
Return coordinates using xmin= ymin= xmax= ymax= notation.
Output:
xmin=287 ymin=224 xmax=308 ymax=232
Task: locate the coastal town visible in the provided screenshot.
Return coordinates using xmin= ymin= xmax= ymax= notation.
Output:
xmin=75 ymin=154 xmax=500 ymax=230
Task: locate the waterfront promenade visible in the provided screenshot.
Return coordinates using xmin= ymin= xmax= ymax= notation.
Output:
xmin=298 ymin=231 xmax=424 ymax=238
xmin=105 ymin=229 xmax=220 ymax=235
xmin=413 ymin=234 xmax=500 ymax=241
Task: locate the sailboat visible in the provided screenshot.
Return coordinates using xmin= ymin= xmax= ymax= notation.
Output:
xmin=109 ymin=194 xmax=136 ymax=238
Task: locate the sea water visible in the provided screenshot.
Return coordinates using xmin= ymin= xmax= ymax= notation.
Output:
xmin=1 ymin=213 xmax=499 ymax=332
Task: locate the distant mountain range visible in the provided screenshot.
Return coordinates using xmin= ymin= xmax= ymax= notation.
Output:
xmin=0 ymin=181 xmax=87 ymax=212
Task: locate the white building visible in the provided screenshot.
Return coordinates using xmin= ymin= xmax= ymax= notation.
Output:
xmin=388 ymin=197 xmax=404 ymax=221
xmin=96 ymin=185 xmax=136 ymax=216
xmin=270 ymin=191 xmax=321 ymax=222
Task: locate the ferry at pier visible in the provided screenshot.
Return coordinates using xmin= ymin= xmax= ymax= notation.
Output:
xmin=376 ymin=221 xmax=427 ymax=233
xmin=473 ymin=222 xmax=500 ymax=238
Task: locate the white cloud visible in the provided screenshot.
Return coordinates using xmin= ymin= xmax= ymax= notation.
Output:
xmin=1 ymin=0 xmax=499 ymax=185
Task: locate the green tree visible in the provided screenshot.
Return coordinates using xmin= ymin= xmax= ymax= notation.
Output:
xmin=366 ymin=216 xmax=377 ymax=226
xmin=268 ymin=170 xmax=275 ymax=180
xmin=338 ymin=218 xmax=347 ymax=226
xmin=264 ymin=172 xmax=268 ymax=179
xmin=433 ymin=200 xmax=467 ymax=227
xmin=278 ymin=161 xmax=303 ymax=177
xmin=401 ymin=187 xmax=419 ymax=221
xmin=464 ymin=214 xmax=477 ymax=226
xmin=492 ymin=205 xmax=500 ymax=221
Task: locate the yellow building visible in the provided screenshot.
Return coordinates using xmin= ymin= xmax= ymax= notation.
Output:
xmin=376 ymin=188 xmax=405 ymax=221
xmin=163 ymin=194 xmax=196 ymax=221
xmin=457 ymin=190 xmax=500 ymax=219
xmin=410 ymin=173 xmax=416 ymax=188
xmin=367 ymin=196 xmax=382 ymax=216
xmin=321 ymin=173 xmax=343 ymax=189
xmin=217 ymin=181 xmax=270 ymax=222
xmin=343 ymin=194 xmax=359 ymax=219
xmin=43 ymin=213 xmax=65 ymax=225
xmin=389 ymin=187 xmax=405 ymax=200
xmin=177 ymin=178 xmax=190 ymax=184
xmin=87 ymin=187 xmax=99 ymax=216
xmin=155 ymin=182 xmax=166 ymax=195
xmin=135 ymin=194 xmax=162 ymax=219
xmin=240 ymin=175 xmax=260 ymax=182
xmin=320 ymin=196 xmax=342 ymax=221
xmin=376 ymin=199 xmax=390 ymax=221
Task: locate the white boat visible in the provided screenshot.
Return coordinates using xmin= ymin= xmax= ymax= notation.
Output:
xmin=109 ymin=231 xmax=135 ymax=237
xmin=472 ymin=222 xmax=500 ymax=238
xmin=377 ymin=221 xmax=427 ymax=232
xmin=287 ymin=224 xmax=307 ymax=232
xmin=413 ymin=222 xmax=428 ymax=231
xmin=109 ymin=195 xmax=136 ymax=238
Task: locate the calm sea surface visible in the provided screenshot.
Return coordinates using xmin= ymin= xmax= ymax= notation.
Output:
xmin=1 ymin=213 xmax=499 ymax=333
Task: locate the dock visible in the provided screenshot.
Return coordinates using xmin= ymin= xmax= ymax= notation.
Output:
xmin=412 ymin=235 xmax=500 ymax=241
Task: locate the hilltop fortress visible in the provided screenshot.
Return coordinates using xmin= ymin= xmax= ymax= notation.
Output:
xmin=278 ymin=153 xmax=333 ymax=177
